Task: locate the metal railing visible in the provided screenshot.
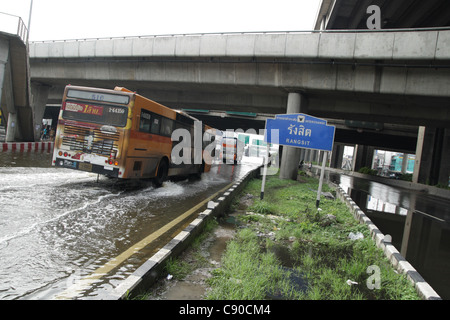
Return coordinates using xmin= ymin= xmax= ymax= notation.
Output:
xmin=29 ymin=26 xmax=450 ymax=44
xmin=0 ymin=12 xmax=28 ymax=43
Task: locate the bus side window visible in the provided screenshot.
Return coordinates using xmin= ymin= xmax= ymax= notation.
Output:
xmin=161 ymin=117 xmax=174 ymax=137
xmin=151 ymin=115 xmax=161 ymax=135
xmin=140 ymin=110 xmax=152 ymax=133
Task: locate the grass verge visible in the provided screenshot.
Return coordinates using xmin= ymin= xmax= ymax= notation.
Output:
xmin=205 ymin=172 xmax=420 ymax=300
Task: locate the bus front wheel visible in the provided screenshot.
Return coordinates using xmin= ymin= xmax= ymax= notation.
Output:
xmin=154 ymin=159 xmax=168 ymax=187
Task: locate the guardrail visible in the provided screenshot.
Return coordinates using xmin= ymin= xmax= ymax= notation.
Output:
xmin=29 ymin=26 xmax=450 ymax=44
xmin=0 ymin=11 xmax=28 ymax=43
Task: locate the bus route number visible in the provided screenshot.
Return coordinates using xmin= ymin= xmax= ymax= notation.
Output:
xmin=91 ymin=94 xmax=105 ymax=101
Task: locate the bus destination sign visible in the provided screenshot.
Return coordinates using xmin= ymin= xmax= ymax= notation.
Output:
xmin=65 ymin=102 xmax=104 ymax=116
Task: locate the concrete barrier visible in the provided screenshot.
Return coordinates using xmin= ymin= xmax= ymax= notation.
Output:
xmin=335 ymin=186 xmax=441 ymax=300
xmin=101 ymin=165 xmax=262 ymax=300
xmin=1 ymin=142 xmax=54 ymax=152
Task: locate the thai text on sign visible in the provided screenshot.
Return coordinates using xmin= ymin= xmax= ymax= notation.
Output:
xmin=65 ymin=102 xmax=103 ymax=116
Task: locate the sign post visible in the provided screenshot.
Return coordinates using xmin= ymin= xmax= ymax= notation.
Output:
xmin=316 ymin=151 xmax=328 ymax=208
xmin=260 ymin=144 xmax=270 ymax=200
xmin=264 ymin=114 xmax=335 ymax=207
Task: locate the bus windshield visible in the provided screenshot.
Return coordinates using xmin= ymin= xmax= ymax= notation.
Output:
xmin=62 ymin=101 xmax=128 ymax=127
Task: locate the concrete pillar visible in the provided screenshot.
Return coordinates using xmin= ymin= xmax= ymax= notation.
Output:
xmin=0 ymin=37 xmax=8 ymax=88
xmin=401 ymin=154 xmax=409 ymax=174
xmin=299 ymin=148 xmax=306 ymax=167
xmin=1 ymin=38 xmax=19 ymax=141
xmin=441 ymin=129 xmax=450 ymax=187
xmin=31 ymin=83 xmax=51 ymax=141
xmin=331 ymin=143 xmax=345 ymax=169
xmin=352 ymin=145 xmax=375 ymax=172
xmin=314 ymin=150 xmax=320 ymax=164
xmin=414 ymin=127 xmax=450 ymax=186
xmin=318 ymin=151 xmax=325 ymax=164
xmin=5 ymin=112 xmax=17 ymax=142
xmin=279 ymin=92 xmax=307 ymax=180
xmin=0 ymin=38 xmax=9 ymax=126
xmin=413 ymin=127 xmax=426 ymax=184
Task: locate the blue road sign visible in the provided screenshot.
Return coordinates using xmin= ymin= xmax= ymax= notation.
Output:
xmin=265 ymin=114 xmax=335 ymax=152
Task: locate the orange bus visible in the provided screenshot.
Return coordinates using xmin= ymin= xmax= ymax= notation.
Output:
xmin=52 ymin=85 xmax=215 ymax=186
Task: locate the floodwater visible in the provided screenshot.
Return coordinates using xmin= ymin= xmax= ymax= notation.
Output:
xmin=319 ymin=169 xmax=450 ymax=300
xmin=0 ymin=150 xmax=262 ymax=300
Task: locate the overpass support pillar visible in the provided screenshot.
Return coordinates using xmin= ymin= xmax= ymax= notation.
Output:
xmin=352 ymin=145 xmax=375 ymax=172
xmin=331 ymin=143 xmax=345 ymax=169
xmin=0 ymin=38 xmax=9 ymax=136
xmin=413 ymin=127 xmax=450 ymax=186
xmin=280 ymin=93 xmax=307 ymax=180
xmin=31 ymin=83 xmax=50 ymax=141
xmin=1 ymin=39 xmax=18 ymax=142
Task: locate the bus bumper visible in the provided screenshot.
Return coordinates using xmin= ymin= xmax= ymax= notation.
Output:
xmin=55 ymin=158 xmax=120 ymax=178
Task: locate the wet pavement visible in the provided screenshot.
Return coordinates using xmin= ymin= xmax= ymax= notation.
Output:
xmin=0 ymin=150 xmax=262 ymax=300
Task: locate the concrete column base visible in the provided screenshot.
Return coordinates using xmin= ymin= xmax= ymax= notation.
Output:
xmin=279 ymin=92 xmax=308 ymax=180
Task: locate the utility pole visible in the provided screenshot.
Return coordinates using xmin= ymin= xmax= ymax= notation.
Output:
xmin=26 ymin=0 xmax=34 ymax=44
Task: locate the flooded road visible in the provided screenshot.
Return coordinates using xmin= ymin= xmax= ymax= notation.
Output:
xmin=317 ymin=169 xmax=450 ymax=300
xmin=0 ymin=151 xmax=262 ymax=299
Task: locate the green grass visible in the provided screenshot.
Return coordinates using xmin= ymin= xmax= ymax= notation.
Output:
xmin=206 ymin=172 xmax=420 ymax=300
xmin=207 ymin=229 xmax=302 ymax=300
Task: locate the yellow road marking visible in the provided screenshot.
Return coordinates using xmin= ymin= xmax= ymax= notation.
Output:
xmin=55 ymin=181 xmax=235 ymax=299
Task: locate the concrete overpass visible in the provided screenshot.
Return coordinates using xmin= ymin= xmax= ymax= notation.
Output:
xmin=25 ymin=28 xmax=450 ymax=185
xmin=29 ymin=30 xmax=450 ymax=128
xmin=312 ymin=0 xmax=450 ymax=188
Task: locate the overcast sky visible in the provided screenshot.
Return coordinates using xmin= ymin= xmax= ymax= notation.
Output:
xmin=1 ymin=0 xmax=321 ymax=41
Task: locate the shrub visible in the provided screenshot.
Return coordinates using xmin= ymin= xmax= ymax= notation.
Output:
xmin=358 ymin=167 xmax=377 ymax=175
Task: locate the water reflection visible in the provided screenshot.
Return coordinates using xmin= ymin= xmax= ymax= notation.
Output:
xmin=366 ymin=196 xmax=408 ymax=216
xmin=323 ymin=170 xmax=450 ymax=300
xmin=0 ymin=150 xmax=53 ymax=168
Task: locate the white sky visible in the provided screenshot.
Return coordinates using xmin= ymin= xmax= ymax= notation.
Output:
xmin=1 ymin=0 xmax=322 ymax=41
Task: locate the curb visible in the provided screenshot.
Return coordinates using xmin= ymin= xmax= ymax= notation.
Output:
xmin=100 ymin=165 xmax=262 ymax=300
xmin=335 ymin=186 xmax=442 ymax=300
xmin=1 ymin=142 xmax=54 ymax=152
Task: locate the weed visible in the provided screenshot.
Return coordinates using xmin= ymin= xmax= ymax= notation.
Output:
xmin=206 ymin=229 xmax=300 ymax=300
xmin=207 ymin=173 xmax=420 ymax=300
xmin=164 ymin=257 xmax=191 ymax=280
xmin=249 ymin=200 xmax=276 ymax=215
